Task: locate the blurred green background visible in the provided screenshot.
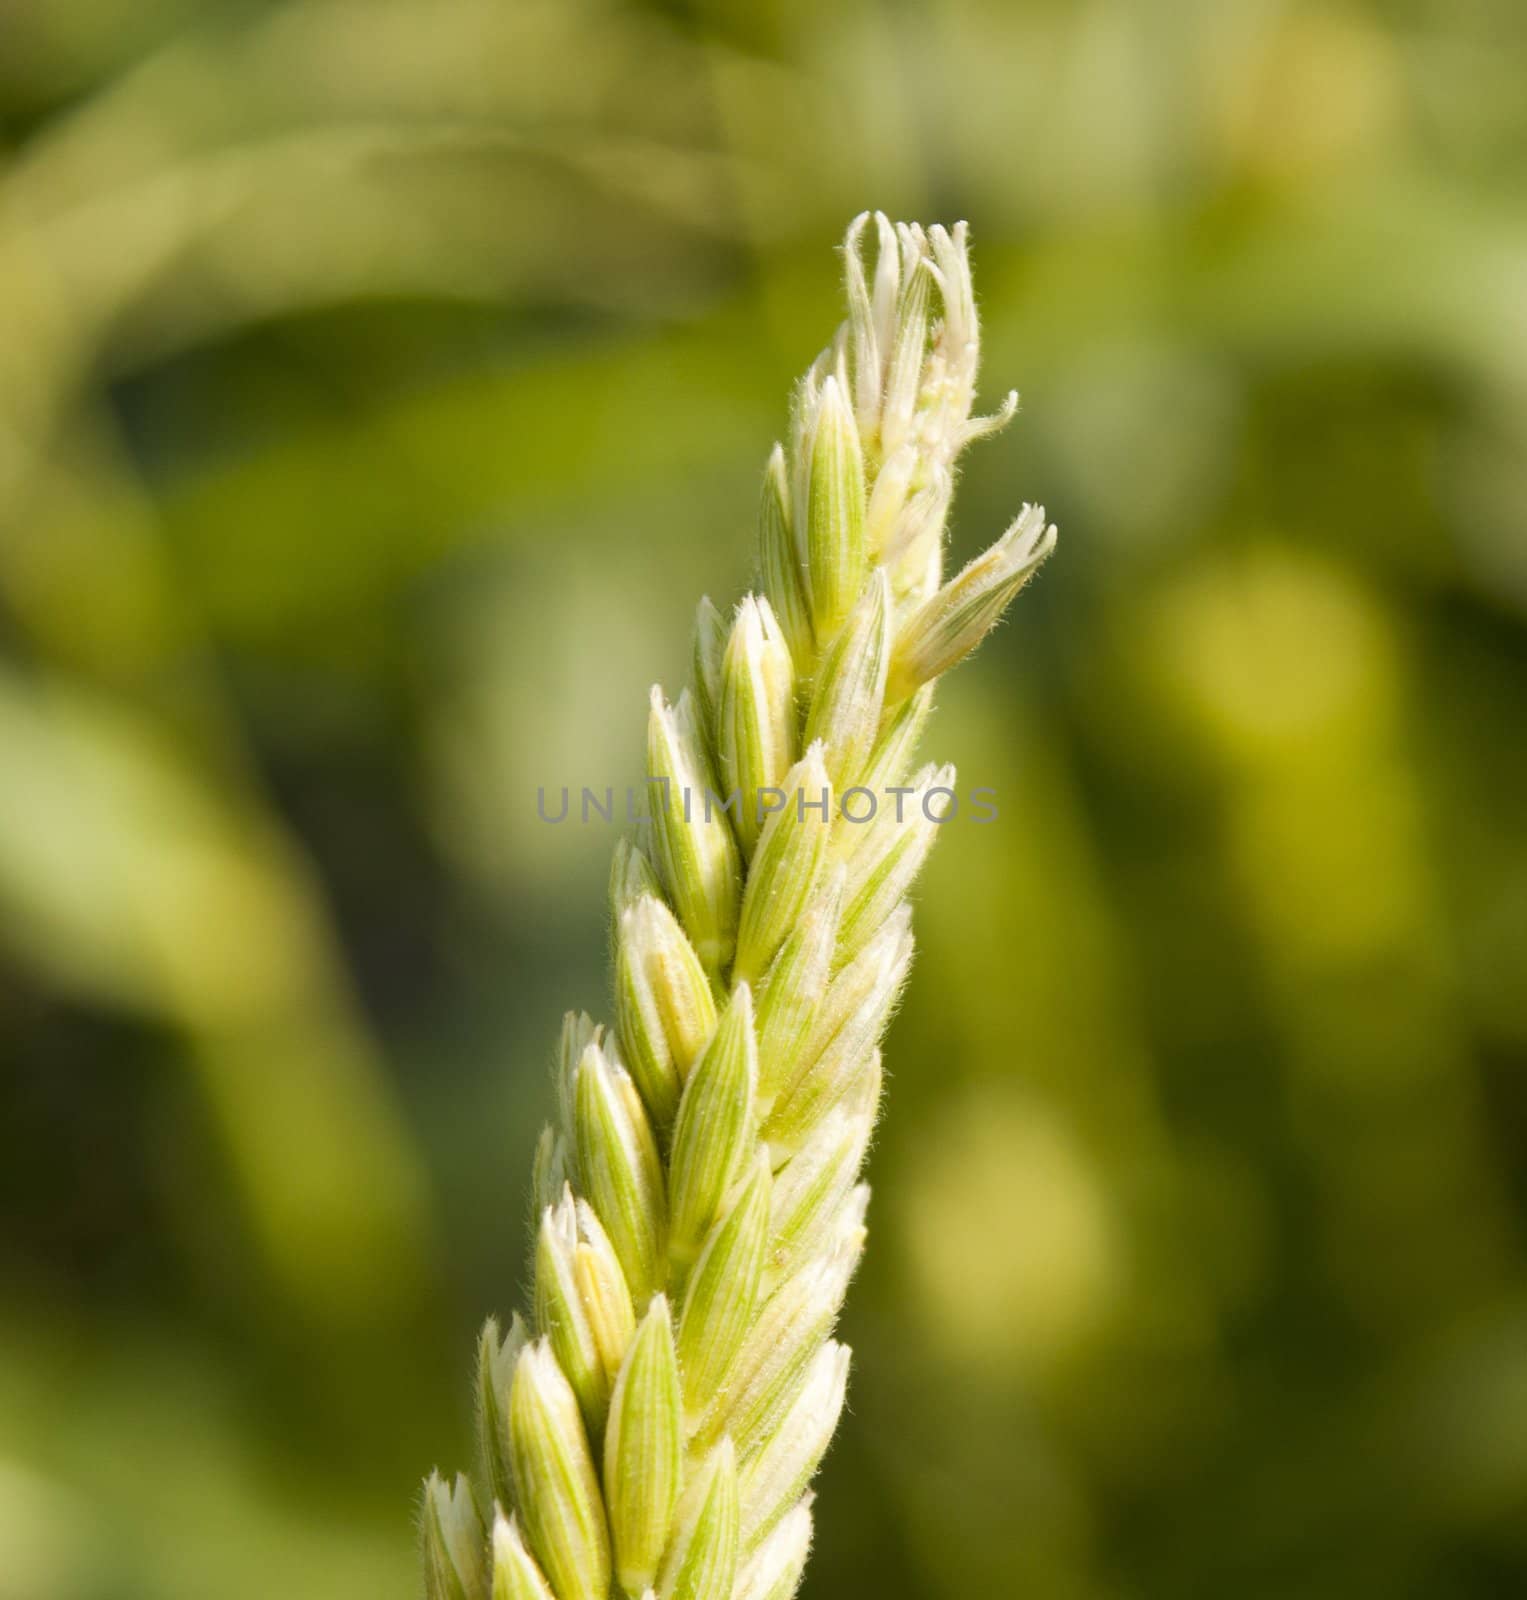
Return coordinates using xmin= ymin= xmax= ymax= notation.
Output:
xmin=2 ymin=0 xmax=1526 ymax=1595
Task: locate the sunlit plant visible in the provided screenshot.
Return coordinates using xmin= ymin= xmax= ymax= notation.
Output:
xmin=422 ymin=214 xmax=1055 ymax=1600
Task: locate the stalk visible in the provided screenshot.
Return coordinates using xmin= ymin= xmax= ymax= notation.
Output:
xmin=422 ymin=215 xmax=1056 ymax=1600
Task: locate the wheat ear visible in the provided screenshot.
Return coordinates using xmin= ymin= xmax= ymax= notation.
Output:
xmin=421 ymin=214 xmax=1056 ymax=1600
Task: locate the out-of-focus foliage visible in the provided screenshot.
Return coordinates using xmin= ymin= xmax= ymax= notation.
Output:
xmin=1 ymin=0 xmax=1524 ymax=1595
